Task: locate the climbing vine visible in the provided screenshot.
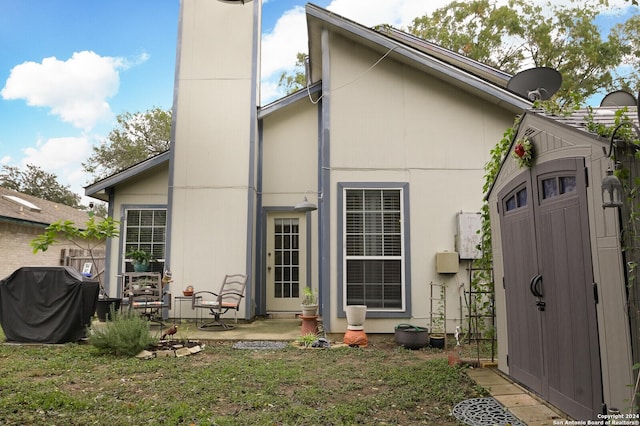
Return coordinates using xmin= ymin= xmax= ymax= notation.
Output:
xmin=463 ymin=116 xmax=521 ymax=348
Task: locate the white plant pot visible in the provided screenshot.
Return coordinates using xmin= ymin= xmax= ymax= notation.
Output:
xmin=301 ymin=304 xmax=318 ymax=317
xmin=345 ymin=305 xmax=367 ymax=330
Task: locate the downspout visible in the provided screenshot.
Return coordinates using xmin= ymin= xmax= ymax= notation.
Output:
xmin=104 ymin=188 xmax=116 ymax=295
xmin=165 ymin=0 xmax=185 ymax=270
xmin=319 ymin=28 xmax=332 ymax=332
xmin=244 ymin=0 xmax=261 ymax=318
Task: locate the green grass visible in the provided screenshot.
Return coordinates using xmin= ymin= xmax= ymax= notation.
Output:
xmin=0 ymin=330 xmax=486 ymax=425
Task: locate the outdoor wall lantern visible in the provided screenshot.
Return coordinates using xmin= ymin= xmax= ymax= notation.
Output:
xmin=601 ymin=121 xmax=640 ymax=209
xmin=601 ymin=166 xmax=624 ymax=208
xmin=294 ymin=190 xmax=323 ymax=212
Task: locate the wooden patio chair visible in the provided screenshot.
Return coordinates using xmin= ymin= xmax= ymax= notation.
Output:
xmin=192 ymin=274 xmax=247 ymax=331
xmin=125 ymin=272 xmax=171 ymax=326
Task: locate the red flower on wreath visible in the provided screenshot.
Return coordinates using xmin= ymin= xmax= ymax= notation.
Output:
xmin=512 ymin=137 xmax=534 ymax=168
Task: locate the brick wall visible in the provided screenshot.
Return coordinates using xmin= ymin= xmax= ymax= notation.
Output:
xmin=0 ymin=221 xmax=104 ymax=280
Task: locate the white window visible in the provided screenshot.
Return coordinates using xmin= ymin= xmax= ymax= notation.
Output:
xmin=124 ymin=209 xmax=167 ymax=263
xmin=344 ymin=188 xmax=404 ymax=309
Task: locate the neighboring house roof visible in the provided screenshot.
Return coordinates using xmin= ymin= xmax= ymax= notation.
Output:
xmin=304 ymin=3 xmax=531 ymax=113
xmin=84 ymin=151 xmax=170 ymax=201
xmin=0 ymin=186 xmax=91 ymax=228
xmin=526 ymin=106 xmax=639 ymax=139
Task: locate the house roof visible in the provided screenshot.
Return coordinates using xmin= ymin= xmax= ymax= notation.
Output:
xmin=0 ymin=186 xmax=91 ymax=228
xmin=84 ymin=151 xmax=170 ymax=201
xmin=304 ymin=3 xmax=531 ymax=113
xmin=382 ymin=27 xmax=512 ymax=88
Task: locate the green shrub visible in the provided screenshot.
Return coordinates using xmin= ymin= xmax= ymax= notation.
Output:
xmin=88 ymin=310 xmax=156 ymax=356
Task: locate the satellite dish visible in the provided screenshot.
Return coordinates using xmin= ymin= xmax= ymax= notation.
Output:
xmin=507 ymin=67 xmax=562 ymax=101
xmin=600 ymin=90 xmax=637 ymax=107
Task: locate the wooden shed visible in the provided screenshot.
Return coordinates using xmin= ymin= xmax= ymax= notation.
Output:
xmin=487 ymin=105 xmax=639 ymax=418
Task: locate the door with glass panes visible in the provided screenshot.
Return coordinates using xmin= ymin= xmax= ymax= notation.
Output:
xmin=266 ymin=213 xmax=308 ymax=312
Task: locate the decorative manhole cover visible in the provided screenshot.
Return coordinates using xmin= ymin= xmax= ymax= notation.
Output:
xmin=452 ymin=397 xmax=526 ymax=426
xmin=232 ymin=341 xmax=288 ymax=350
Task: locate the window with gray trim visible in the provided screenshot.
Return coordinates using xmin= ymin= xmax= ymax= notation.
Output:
xmin=124 ymin=209 xmax=167 ymax=261
xmin=344 ymin=188 xmax=403 ymax=309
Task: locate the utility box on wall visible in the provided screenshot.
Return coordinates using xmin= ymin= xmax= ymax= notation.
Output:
xmin=436 ymin=251 xmax=459 ymax=274
xmin=456 ymin=212 xmax=482 ymax=260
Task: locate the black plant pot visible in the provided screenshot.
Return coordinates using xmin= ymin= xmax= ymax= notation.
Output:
xmin=429 ymin=334 xmax=445 ymax=349
xmin=394 ymin=324 xmax=429 ymax=350
xmin=96 ymin=298 xmax=122 ymax=322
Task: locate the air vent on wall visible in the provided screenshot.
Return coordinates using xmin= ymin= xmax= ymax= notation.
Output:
xmin=523 ymin=127 xmax=541 ymax=139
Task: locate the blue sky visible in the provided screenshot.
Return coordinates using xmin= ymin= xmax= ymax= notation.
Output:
xmin=0 ymin=0 xmax=635 ymax=200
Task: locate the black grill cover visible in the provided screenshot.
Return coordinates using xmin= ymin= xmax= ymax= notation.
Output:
xmin=0 ymin=266 xmax=100 ymax=343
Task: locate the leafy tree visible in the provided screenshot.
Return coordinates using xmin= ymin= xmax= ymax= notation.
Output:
xmin=83 ymin=107 xmax=171 ymax=180
xmin=408 ymin=0 xmax=639 ymax=104
xmin=31 ymin=214 xmax=120 ymax=294
xmin=0 ymin=164 xmax=82 ymax=208
xmin=277 ymin=52 xmax=308 ymax=94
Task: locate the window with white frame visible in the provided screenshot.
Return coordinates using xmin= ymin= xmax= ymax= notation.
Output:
xmin=344 ymin=188 xmax=404 ymax=309
xmin=124 ymin=209 xmax=167 ymax=263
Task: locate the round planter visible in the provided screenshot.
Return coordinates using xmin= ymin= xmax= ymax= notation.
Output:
xmin=132 ymin=261 xmax=149 ymax=272
xmin=429 ymin=334 xmax=446 ymax=349
xmin=96 ymin=298 xmax=122 ymax=322
xmin=301 ymin=304 xmax=318 ymax=317
xmin=394 ymin=324 xmax=429 ymax=350
xmin=345 ymin=305 xmax=367 ymax=330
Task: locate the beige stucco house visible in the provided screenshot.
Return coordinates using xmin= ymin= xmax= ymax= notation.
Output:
xmin=84 ymin=0 xmax=640 ymax=418
xmin=86 ymin=2 xmax=529 ymax=335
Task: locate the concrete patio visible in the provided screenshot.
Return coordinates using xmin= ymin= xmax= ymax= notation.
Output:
xmin=147 ymin=317 xmax=303 ymax=342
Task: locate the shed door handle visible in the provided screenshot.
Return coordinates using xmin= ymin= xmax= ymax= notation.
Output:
xmin=529 ymin=274 xmax=543 ymax=298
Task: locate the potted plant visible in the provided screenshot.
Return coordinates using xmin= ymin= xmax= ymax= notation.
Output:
xmin=126 ymin=248 xmax=153 ymax=272
xmin=301 ymin=286 xmax=318 ymax=317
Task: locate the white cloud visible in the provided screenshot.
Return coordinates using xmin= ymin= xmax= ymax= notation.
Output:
xmin=326 ymin=0 xmax=442 ymax=28
xmin=0 ymin=51 xmax=142 ymax=130
xmin=261 ymin=6 xmax=307 ymax=80
xmin=19 ymin=135 xmax=94 ymax=198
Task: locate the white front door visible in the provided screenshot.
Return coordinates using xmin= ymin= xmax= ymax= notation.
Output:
xmin=266 ymin=213 xmax=307 ymax=312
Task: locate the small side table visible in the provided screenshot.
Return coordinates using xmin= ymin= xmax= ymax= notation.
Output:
xmin=175 ymin=296 xmax=202 ymax=325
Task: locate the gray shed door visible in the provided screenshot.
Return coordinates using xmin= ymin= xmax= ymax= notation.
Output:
xmin=498 ymin=157 xmax=602 ymax=420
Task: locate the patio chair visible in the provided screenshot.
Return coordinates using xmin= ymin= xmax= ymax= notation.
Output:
xmin=125 ymin=272 xmax=171 ymax=326
xmin=192 ymin=274 xmax=247 ymax=331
